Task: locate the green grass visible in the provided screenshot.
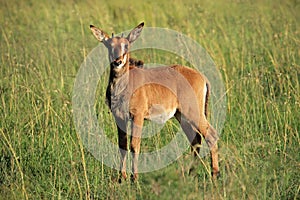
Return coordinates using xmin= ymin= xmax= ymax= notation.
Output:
xmin=0 ymin=0 xmax=299 ymax=199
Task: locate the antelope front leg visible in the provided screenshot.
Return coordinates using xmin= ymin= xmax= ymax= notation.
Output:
xmin=130 ymin=116 xmax=143 ymax=181
xmin=117 ymin=126 xmax=128 ymax=181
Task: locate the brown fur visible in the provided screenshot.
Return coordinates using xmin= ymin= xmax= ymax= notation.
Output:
xmin=90 ymin=22 xmax=219 ymax=181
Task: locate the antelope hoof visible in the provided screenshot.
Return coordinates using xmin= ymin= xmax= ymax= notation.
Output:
xmin=212 ymin=171 xmax=220 ymax=179
xmin=118 ymin=171 xmax=127 ymax=183
xmin=131 ymin=173 xmax=139 ymax=182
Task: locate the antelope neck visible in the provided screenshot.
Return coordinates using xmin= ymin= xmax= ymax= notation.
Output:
xmin=108 ymin=59 xmax=130 ymax=97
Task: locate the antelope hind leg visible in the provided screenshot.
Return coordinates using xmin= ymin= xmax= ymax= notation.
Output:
xmin=206 ymin=124 xmax=220 ymax=178
xmin=130 ymin=116 xmax=143 ymax=181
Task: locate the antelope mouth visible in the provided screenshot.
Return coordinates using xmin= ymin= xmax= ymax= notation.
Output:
xmin=112 ymin=54 xmax=127 ymax=69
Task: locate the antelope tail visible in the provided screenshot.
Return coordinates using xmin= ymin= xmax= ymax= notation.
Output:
xmin=204 ymin=82 xmax=210 ymax=118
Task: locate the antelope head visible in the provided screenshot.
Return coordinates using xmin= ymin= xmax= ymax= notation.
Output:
xmin=90 ymin=22 xmax=144 ymax=70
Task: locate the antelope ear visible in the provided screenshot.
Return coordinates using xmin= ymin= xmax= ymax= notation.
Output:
xmin=90 ymin=25 xmax=110 ymax=42
xmin=127 ymin=22 xmax=144 ymax=43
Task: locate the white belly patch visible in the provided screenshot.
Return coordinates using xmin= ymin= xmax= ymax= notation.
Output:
xmin=146 ymin=104 xmax=176 ymax=124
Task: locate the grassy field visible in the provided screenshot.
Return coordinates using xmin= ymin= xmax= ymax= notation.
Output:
xmin=0 ymin=0 xmax=299 ymax=199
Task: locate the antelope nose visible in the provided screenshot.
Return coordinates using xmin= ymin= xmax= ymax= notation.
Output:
xmin=115 ymin=55 xmax=124 ymax=64
xmin=116 ymin=60 xmax=122 ymax=65
xmin=113 ymin=60 xmax=122 ymax=66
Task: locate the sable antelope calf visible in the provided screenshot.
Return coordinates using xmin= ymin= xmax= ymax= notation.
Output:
xmin=90 ymin=22 xmax=219 ymax=181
